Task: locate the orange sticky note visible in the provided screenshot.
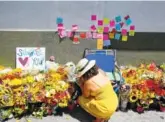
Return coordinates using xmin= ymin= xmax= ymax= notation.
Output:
xmin=109 ymin=32 xmax=115 ymax=39
xmin=129 ymin=30 xmax=135 ymax=36
xmin=97 ymin=27 xmax=103 ymax=33
xmin=97 ymin=39 xmax=103 ymax=49
xmin=122 ymin=35 xmax=128 ymax=41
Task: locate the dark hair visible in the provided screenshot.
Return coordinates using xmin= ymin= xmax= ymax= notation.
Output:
xmin=81 ymin=65 xmax=99 ymax=81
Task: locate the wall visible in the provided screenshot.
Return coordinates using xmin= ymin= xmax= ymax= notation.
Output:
xmin=0 ymin=1 xmax=165 ymax=32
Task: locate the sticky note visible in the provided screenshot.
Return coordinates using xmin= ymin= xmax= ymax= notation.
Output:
xmin=110 ymin=20 xmax=115 ymax=27
xmin=57 ymin=23 xmax=64 ymax=31
xmin=104 ymin=27 xmax=109 ymax=33
xmin=120 ymin=22 xmax=124 ymax=28
xmin=130 ymin=25 xmax=135 ymax=30
xmin=72 ymin=25 xmax=78 ymax=31
xmin=97 ymin=33 xmax=103 ymax=39
xmin=109 ymin=32 xmax=115 ymax=39
xmin=67 ymin=31 xmax=73 ymax=37
xmin=121 ymin=29 xmax=127 ymax=35
xmin=98 ymin=20 xmax=103 ymax=26
xmin=122 ymin=36 xmax=128 ymax=41
xmin=73 ymin=37 xmax=79 ymax=43
xmin=103 ymin=18 xmax=109 ymax=24
xmin=97 ymin=39 xmax=103 ymax=49
xmin=86 ymin=31 xmax=92 ymax=38
xmin=115 ymin=24 xmax=121 ymax=31
xmin=103 ymin=40 xmax=111 ymax=46
xmin=111 ymin=28 xmax=116 ymax=33
xmin=92 ymin=32 xmax=97 ymax=38
xmin=90 ymin=25 xmax=96 ymax=31
xmin=125 ymin=18 xmax=132 ymax=26
xmin=97 ymin=27 xmax=104 ymax=33
xmin=80 ymin=32 xmax=86 ymax=39
xmin=103 ymin=34 xmax=109 ymax=40
xmin=129 ymin=30 xmax=135 ymax=36
xmin=115 ymin=33 xmax=121 ymax=40
xmin=91 ymin=15 xmax=97 ymax=21
xmin=56 ymin=17 xmax=63 ymax=24
xmin=124 ymin=15 xmax=130 ymax=20
xmin=115 ymin=16 xmax=122 ymax=22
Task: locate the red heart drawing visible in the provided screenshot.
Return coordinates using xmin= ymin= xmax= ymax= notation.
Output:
xmin=19 ymin=57 xmax=28 ymax=66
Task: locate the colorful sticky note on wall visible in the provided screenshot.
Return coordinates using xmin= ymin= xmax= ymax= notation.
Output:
xmin=86 ymin=32 xmax=92 ymax=38
xmin=124 ymin=15 xmax=130 ymax=20
xmin=110 ymin=20 xmax=115 ymax=27
xmin=97 ymin=33 xmax=103 ymax=39
xmin=115 ymin=16 xmax=122 ymax=23
xmin=103 ymin=40 xmax=111 ymax=46
xmin=115 ymin=24 xmax=121 ymax=31
xmin=111 ymin=28 xmax=116 ymax=33
xmin=104 ymin=27 xmax=109 ymax=33
xmin=98 ymin=20 xmax=103 ymax=26
xmin=90 ymin=25 xmax=96 ymax=31
xmin=122 ymin=35 xmax=128 ymax=41
xmin=130 ymin=25 xmax=135 ymax=30
xmin=129 ymin=30 xmax=135 ymax=36
xmin=115 ymin=33 xmax=121 ymax=40
xmin=73 ymin=36 xmax=80 ymax=44
xmin=97 ymin=27 xmax=104 ymax=33
xmin=125 ymin=18 xmax=132 ymax=26
xmin=67 ymin=31 xmax=73 ymax=37
xmin=97 ymin=39 xmax=103 ymax=49
xmin=103 ymin=34 xmax=109 ymax=40
xmin=103 ymin=18 xmax=109 ymax=24
xmin=121 ymin=29 xmax=127 ymax=36
xmin=109 ymin=32 xmax=115 ymax=39
xmin=92 ymin=32 xmax=97 ymax=39
xmin=120 ymin=22 xmax=124 ymax=28
xmin=80 ymin=32 xmax=86 ymax=39
xmin=72 ymin=25 xmax=78 ymax=31
xmin=91 ymin=15 xmax=97 ymax=21
xmin=57 ymin=23 xmax=64 ymax=31
xmin=56 ymin=17 xmax=63 ymax=24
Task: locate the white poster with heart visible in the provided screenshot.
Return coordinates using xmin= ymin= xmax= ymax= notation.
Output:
xmin=16 ymin=47 xmax=46 ymax=70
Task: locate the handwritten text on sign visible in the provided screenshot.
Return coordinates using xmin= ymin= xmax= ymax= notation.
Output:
xmin=16 ymin=47 xmax=46 ymax=70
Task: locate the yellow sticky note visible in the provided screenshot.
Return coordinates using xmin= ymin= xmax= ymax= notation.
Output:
xmin=129 ymin=30 xmax=135 ymax=36
xmin=103 ymin=18 xmax=109 ymax=24
xmin=97 ymin=27 xmax=103 ymax=33
xmin=122 ymin=36 xmax=128 ymax=41
xmin=109 ymin=32 xmax=115 ymax=39
xmin=97 ymin=39 xmax=103 ymax=49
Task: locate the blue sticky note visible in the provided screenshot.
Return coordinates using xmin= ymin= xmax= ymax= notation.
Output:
xmin=115 ymin=33 xmax=121 ymax=40
xmin=115 ymin=16 xmax=122 ymax=23
xmin=125 ymin=18 xmax=132 ymax=26
xmin=103 ymin=40 xmax=111 ymax=46
xmin=56 ymin=17 xmax=63 ymax=24
xmin=115 ymin=24 xmax=121 ymax=31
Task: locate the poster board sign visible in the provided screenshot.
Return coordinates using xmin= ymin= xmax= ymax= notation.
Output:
xmin=16 ymin=47 xmax=46 ymax=70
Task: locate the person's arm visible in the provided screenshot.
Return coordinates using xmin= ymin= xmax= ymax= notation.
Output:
xmin=82 ymin=82 xmax=90 ymax=98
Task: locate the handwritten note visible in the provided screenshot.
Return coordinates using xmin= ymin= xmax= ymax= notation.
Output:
xmin=16 ymin=47 xmax=45 ymax=70
xmin=122 ymin=36 xmax=128 ymax=41
xmin=97 ymin=39 xmax=103 ymax=49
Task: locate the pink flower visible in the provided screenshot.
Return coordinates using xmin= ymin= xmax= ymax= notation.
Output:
xmin=136 ymin=106 xmax=144 ymax=113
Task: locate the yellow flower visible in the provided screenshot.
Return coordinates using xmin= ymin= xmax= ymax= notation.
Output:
xmin=9 ymin=78 xmax=22 ymax=86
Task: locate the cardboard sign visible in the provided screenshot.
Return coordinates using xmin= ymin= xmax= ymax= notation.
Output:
xmin=16 ymin=47 xmax=46 ymax=70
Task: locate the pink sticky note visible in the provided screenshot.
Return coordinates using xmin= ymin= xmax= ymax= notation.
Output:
xmin=67 ymin=31 xmax=73 ymax=37
xmin=110 ymin=20 xmax=115 ymax=27
xmin=130 ymin=25 xmax=135 ymax=30
xmin=104 ymin=27 xmax=109 ymax=33
xmin=90 ymin=25 xmax=96 ymax=31
xmin=58 ymin=30 xmax=66 ymax=38
xmin=86 ymin=32 xmax=92 ymax=38
xmin=122 ymin=29 xmax=127 ymax=35
xmin=91 ymin=15 xmax=97 ymax=21
xmin=72 ymin=25 xmax=78 ymax=31
xmin=57 ymin=24 xmax=64 ymax=31
xmin=97 ymin=33 xmax=103 ymax=39
xmin=103 ymin=34 xmax=109 ymax=40
xmin=92 ymin=32 xmax=97 ymax=38
xmin=98 ymin=20 xmax=103 ymax=26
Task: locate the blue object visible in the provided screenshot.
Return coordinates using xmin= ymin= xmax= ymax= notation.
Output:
xmin=103 ymin=40 xmax=111 ymax=46
xmin=115 ymin=16 xmax=122 ymax=23
xmin=115 ymin=33 xmax=121 ymax=40
xmin=125 ymin=18 xmax=132 ymax=26
xmin=84 ymin=50 xmax=115 ymax=72
xmin=56 ymin=17 xmax=63 ymax=24
xmin=115 ymin=24 xmax=121 ymax=31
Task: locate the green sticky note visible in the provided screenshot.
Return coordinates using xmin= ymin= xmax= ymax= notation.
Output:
xmin=103 ymin=18 xmax=109 ymax=24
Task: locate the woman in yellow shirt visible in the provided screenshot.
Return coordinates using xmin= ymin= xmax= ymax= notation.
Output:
xmin=76 ymin=58 xmax=118 ymax=122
